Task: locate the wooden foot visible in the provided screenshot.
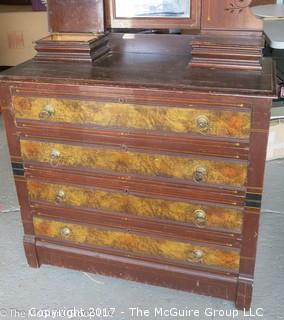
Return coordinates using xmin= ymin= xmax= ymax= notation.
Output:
xmin=23 ymin=235 xmax=40 ymax=268
xmin=235 ymin=278 xmax=253 ymax=311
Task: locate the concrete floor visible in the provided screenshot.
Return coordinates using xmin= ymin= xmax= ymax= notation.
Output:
xmin=0 ymin=115 xmax=283 ymax=320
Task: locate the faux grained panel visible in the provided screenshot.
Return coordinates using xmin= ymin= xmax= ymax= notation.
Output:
xmin=12 ymin=96 xmax=251 ymax=139
xmin=27 ymin=180 xmax=243 ymax=232
xmin=21 ymin=140 xmax=248 ymax=187
xmin=33 ymin=217 xmax=240 ymax=271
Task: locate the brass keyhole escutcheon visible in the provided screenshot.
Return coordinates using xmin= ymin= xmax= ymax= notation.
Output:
xmin=50 ymin=149 xmax=61 ymax=167
xmin=39 ymin=105 xmax=55 ymax=120
xmin=193 ymin=166 xmax=207 ymax=183
xmin=121 ymin=144 xmax=128 ymax=152
xmin=196 ymin=115 xmax=209 ymax=132
xmin=194 ymin=209 xmax=207 ymax=227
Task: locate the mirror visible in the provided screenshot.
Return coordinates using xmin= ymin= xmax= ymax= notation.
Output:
xmin=115 ymin=0 xmax=191 ymax=19
xmin=107 ymin=0 xmax=199 ymax=30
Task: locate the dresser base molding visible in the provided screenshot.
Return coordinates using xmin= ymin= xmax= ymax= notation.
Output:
xmin=31 ymin=239 xmax=244 ymax=306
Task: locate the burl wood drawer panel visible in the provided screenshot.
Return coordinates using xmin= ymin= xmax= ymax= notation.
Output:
xmin=12 ymin=96 xmax=251 ymax=139
xmin=20 ymin=140 xmax=247 ymax=187
xmin=33 ymin=217 xmax=240 ymax=271
xmin=27 ymin=180 xmax=243 ymax=232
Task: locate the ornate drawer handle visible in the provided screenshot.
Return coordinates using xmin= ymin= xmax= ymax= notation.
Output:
xmin=61 ymin=227 xmax=71 ymax=237
xmin=56 ymin=190 xmax=65 ymax=203
xmin=39 ymin=105 xmax=55 ymax=120
xmin=194 ymin=209 xmax=207 ymax=227
xmin=196 ymin=115 xmax=209 ymax=131
xmin=193 ymin=166 xmax=207 ymax=183
xmin=189 ymin=249 xmax=205 ymax=263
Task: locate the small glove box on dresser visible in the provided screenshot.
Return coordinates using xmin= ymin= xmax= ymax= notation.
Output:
xmin=35 ymin=0 xmax=109 ymax=62
xmin=0 ymin=0 xmax=277 ymax=310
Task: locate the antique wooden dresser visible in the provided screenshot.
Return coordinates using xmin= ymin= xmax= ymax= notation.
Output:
xmin=0 ymin=0 xmax=277 ymax=310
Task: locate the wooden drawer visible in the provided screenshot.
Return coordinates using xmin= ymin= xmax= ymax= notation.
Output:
xmin=13 ymin=96 xmax=251 ymax=139
xmin=33 ymin=216 xmax=240 ymax=272
xmin=20 ymin=139 xmax=248 ymax=188
xmin=27 ymin=179 xmax=244 ymax=233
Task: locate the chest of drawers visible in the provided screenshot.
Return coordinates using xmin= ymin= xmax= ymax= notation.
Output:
xmin=0 ymin=53 xmax=276 ymax=309
xmin=0 ymin=0 xmax=278 ymax=305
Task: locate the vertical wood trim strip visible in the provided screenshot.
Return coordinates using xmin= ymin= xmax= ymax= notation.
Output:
xmin=236 ymin=100 xmax=272 ymax=308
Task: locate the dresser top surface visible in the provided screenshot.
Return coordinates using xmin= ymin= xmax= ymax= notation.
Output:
xmin=0 ymin=52 xmax=276 ymax=98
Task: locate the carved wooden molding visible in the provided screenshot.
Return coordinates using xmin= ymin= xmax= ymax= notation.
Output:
xmin=225 ymin=0 xmax=253 ymax=14
xmin=190 ymin=0 xmax=265 ymax=70
xmin=190 ymin=34 xmax=263 ymax=70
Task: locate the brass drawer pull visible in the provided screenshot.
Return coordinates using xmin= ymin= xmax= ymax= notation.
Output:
xmin=56 ymin=190 xmax=65 ymax=203
xmin=50 ymin=149 xmax=61 ymax=166
xmin=189 ymin=249 xmax=205 ymax=263
xmin=194 ymin=209 xmax=207 ymax=227
xmin=193 ymin=166 xmax=207 ymax=183
xmin=196 ymin=115 xmax=209 ymax=132
xmin=51 ymin=149 xmax=60 ymax=159
xmin=39 ymin=105 xmax=55 ymax=120
xmin=61 ymin=227 xmax=72 ymax=237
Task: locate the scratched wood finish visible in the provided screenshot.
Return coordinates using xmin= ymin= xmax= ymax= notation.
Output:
xmin=27 ymin=180 xmax=243 ymax=232
xmin=20 ymin=140 xmax=248 ymax=187
xmin=12 ymin=96 xmax=251 ymax=139
xmin=33 ymin=217 xmax=240 ymax=271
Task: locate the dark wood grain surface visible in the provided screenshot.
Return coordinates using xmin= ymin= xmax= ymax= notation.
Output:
xmin=0 ymin=53 xmax=276 ymax=97
xmin=47 ymin=0 xmax=105 ymax=33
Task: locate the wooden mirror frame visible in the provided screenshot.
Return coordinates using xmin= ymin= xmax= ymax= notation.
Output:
xmin=105 ymin=0 xmax=201 ymax=30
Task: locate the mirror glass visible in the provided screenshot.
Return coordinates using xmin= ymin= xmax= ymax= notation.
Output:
xmin=115 ymin=0 xmax=190 ymax=18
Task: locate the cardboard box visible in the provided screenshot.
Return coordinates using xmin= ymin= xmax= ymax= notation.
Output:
xmin=0 ymin=5 xmax=48 ymax=66
xmin=267 ymin=119 xmax=284 ymax=161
